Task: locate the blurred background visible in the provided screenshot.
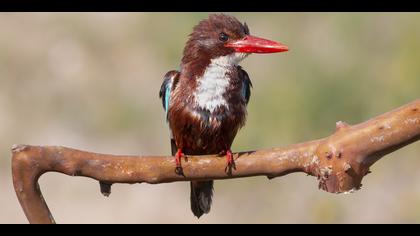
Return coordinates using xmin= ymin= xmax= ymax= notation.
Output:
xmin=1 ymin=12 xmax=420 ymax=224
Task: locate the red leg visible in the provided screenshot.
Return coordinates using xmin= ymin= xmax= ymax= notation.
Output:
xmin=224 ymin=149 xmax=236 ymax=174
xmin=226 ymin=150 xmax=233 ymax=166
xmin=174 ymin=148 xmax=184 ymax=176
xmin=175 ymin=149 xmax=182 ymax=167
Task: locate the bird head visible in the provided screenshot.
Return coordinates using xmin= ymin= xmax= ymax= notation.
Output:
xmin=181 ymin=14 xmax=288 ymax=73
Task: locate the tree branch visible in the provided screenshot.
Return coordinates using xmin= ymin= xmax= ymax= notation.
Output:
xmin=12 ymin=99 xmax=420 ymax=224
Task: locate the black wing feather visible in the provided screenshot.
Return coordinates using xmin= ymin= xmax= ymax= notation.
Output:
xmin=159 ymin=70 xmax=180 ymax=155
xmin=159 ymin=70 xmax=180 ymax=111
xmin=237 ymin=66 xmax=252 ymax=105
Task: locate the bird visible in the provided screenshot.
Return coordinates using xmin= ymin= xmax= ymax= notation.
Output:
xmin=159 ymin=14 xmax=288 ymax=218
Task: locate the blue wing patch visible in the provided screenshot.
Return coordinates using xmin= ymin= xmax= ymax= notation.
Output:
xmin=159 ymin=70 xmax=180 ymax=120
xmin=165 ymin=85 xmax=171 ymax=115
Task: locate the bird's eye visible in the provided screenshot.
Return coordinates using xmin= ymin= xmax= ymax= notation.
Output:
xmin=219 ymin=32 xmax=229 ymax=42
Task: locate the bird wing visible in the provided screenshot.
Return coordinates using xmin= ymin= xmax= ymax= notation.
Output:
xmin=159 ymin=70 xmax=180 ymax=155
xmin=237 ymin=66 xmax=253 ymax=105
xmin=159 ymin=70 xmax=180 ymax=119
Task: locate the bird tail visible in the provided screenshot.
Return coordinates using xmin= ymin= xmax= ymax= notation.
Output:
xmin=190 ymin=180 xmax=214 ymax=218
xmin=170 ymin=138 xmax=177 ymax=156
xmin=170 ymin=138 xmax=213 ymax=218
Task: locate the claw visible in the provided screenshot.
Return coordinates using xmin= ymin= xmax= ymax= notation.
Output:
xmin=175 ymin=166 xmax=184 ymax=176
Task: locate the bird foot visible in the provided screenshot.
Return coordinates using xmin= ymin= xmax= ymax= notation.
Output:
xmin=175 ymin=149 xmax=185 ymax=176
xmin=224 ymin=149 xmax=236 ymax=175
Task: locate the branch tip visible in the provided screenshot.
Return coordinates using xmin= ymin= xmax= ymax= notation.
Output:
xmin=339 ymin=187 xmax=359 ymax=195
xmin=335 ymin=121 xmax=350 ymax=131
xmin=11 ymin=144 xmax=28 ymax=153
xmin=343 ymin=163 xmax=352 ymax=172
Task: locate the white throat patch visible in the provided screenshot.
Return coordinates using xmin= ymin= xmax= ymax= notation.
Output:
xmin=194 ymin=53 xmax=248 ymax=112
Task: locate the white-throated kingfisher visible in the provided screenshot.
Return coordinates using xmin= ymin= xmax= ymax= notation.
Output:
xmin=159 ymin=14 xmax=288 ymax=218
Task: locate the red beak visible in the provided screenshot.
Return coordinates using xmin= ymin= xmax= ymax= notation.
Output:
xmin=225 ymin=35 xmax=289 ymax=53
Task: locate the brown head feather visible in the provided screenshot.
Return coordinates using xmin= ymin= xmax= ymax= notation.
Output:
xmin=181 ymin=14 xmax=250 ymax=78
